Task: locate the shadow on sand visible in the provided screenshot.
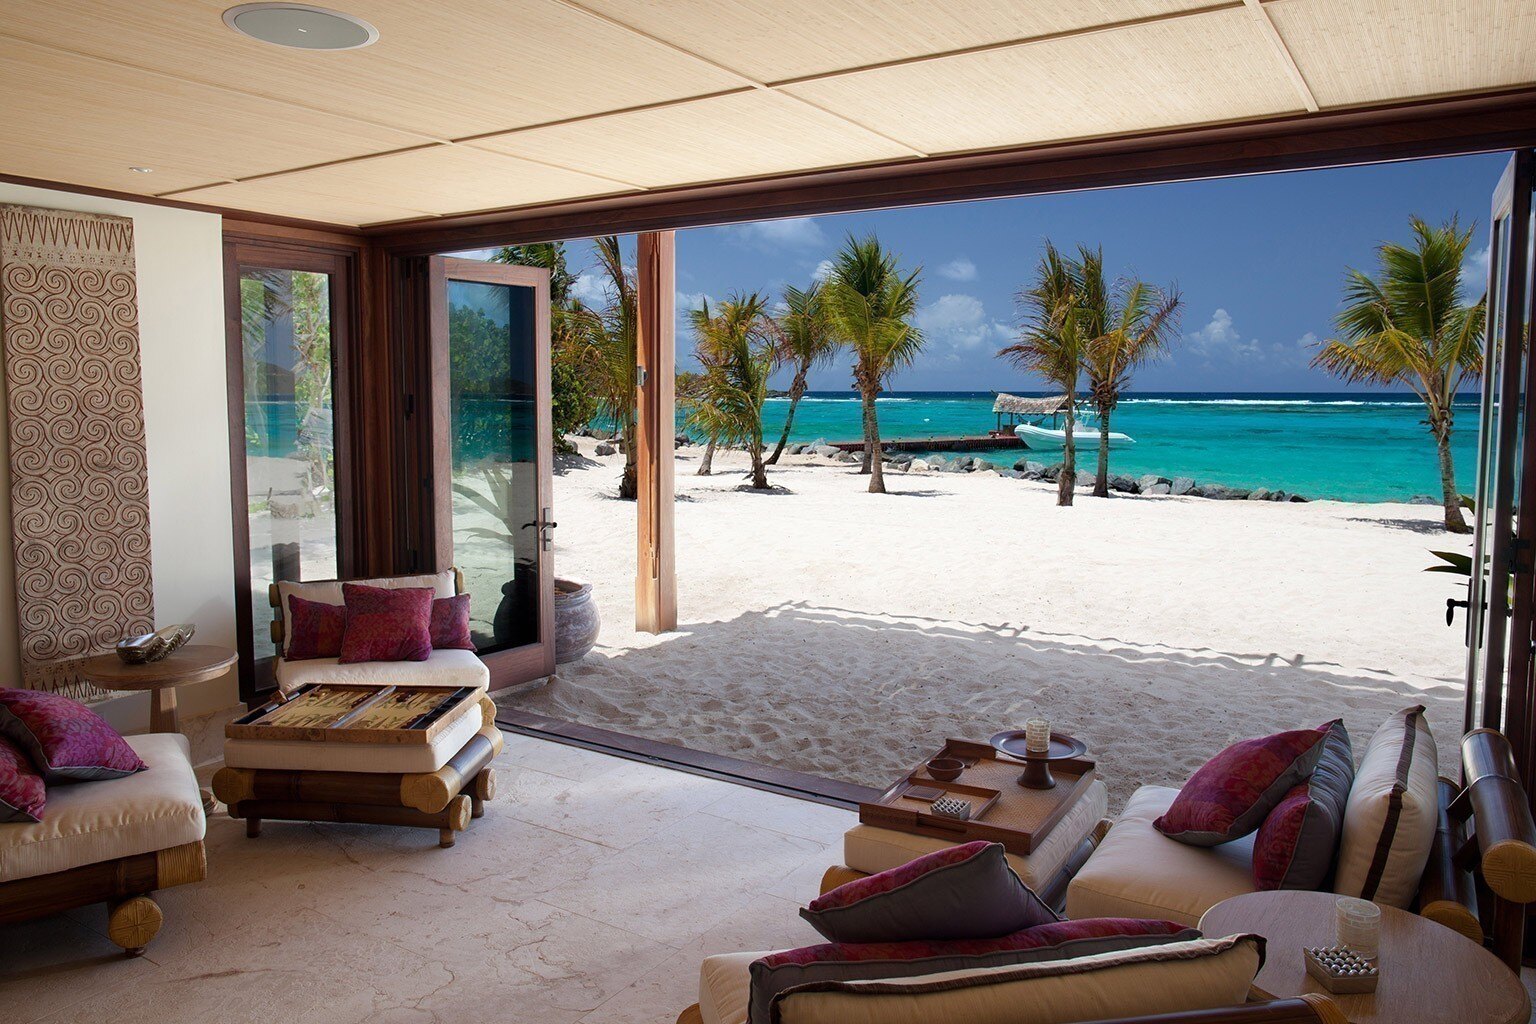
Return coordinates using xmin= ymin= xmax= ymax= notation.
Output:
xmin=503 ymin=600 xmax=1464 ymax=802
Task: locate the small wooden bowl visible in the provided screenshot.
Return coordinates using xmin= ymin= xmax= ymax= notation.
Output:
xmin=926 ymin=757 xmax=966 ymax=781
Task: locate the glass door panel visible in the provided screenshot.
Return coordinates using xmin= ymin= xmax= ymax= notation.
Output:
xmin=430 ymin=258 xmax=554 ymax=685
xmin=239 ymin=266 xmax=341 ymax=664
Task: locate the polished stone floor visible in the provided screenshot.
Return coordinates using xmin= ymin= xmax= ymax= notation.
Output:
xmin=2 ymin=732 xmax=854 ymax=1024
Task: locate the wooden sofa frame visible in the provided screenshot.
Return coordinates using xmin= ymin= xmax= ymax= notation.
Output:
xmin=0 ymin=839 xmax=206 ymax=955
xmin=673 ymin=728 xmax=1536 ymax=1024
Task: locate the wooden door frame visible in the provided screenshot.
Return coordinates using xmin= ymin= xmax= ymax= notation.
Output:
xmin=424 ymin=256 xmax=556 ymax=690
xmin=635 ymin=231 xmax=677 ymax=633
xmin=222 ymin=231 xmax=363 ymax=704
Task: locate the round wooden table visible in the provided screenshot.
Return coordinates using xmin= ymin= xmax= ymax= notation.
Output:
xmin=80 ymin=644 xmax=237 ymax=734
xmin=1199 ymin=890 xmax=1529 ymax=1024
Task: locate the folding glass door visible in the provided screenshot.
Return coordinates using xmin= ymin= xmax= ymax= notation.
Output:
xmin=427 ymin=257 xmax=555 ymax=687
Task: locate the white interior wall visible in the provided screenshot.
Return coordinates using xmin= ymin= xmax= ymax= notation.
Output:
xmin=0 ymin=182 xmax=237 ymax=729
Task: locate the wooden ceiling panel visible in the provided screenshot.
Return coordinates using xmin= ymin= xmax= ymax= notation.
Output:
xmin=781 ymin=7 xmax=1303 ymax=154
xmin=0 ymin=37 xmax=421 ymax=192
xmin=1265 ymin=0 xmax=1536 ymax=108
xmin=0 ymin=0 xmax=743 ymax=139
xmin=170 ymin=145 xmax=633 ymax=223
xmin=471 ymin=91 xmax=914 ymax=188
xmin=163 ymin=180 xmax=434 ymax=226
xmin=576 ymin=0 xmax=1219 ymax=82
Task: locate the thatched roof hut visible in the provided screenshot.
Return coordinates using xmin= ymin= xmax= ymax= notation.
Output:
xmin=992 ymin=393 xmax=1070 ymax=415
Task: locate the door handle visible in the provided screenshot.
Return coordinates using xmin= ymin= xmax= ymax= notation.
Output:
xmin=540 ymin=506 xmax=556 ymax=551
xmin=1446 ymin=597 xmax=1470 ymax=627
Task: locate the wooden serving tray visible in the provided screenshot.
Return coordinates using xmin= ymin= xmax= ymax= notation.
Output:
xmin=860 ymin=737 xmax=1097 ymax=855
xmin=228 ymin=684 xmax=481 ymax=745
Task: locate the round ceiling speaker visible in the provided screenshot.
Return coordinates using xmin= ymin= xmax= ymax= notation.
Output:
xmin=223 ymin=4 xmax=378 ymax=51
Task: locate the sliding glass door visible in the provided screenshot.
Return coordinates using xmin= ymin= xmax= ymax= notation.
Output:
xmin=428 ymin=257 xmax=555 ymax=686
xmin=225 ymin=241 xmax=353 ymax=700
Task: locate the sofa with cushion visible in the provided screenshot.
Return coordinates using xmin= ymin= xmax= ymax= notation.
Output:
xmin=268 ymin=568 xmax=489 ymax=694
xmin=1067 ymin=710 xmax=1536 ymax=970
xmin=0 ymin=731 xmax=206 ymax=955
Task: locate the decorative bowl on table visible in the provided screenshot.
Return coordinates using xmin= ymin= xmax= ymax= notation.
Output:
xmin=925 ymin=756 xmax=966 ymax=781
xmin=989 ymin=729 xmax=1089 ymax=790
xmin=115 ymin=624 xmax=196 ymax=664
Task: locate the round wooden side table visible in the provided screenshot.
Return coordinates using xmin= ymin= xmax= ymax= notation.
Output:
xmin=80 ymin=644 xmax=238 ymax=734
xmin=1199 ymin=890 xmax=1529 ymax=1024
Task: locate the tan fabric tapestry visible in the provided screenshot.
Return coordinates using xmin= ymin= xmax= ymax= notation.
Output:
xmin=0 ymin=204 xmax=154 ymax=698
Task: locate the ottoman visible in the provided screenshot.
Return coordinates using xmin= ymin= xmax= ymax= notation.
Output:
xmin=212 ymin=691 xmax=502 ymax=848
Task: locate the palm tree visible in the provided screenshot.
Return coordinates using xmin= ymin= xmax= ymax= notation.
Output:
xmin=1000 ymin=242 xmax=1085 ymax=507
xmin=766 ymin=282 xmax=837 ymax=465
xmin=1313 ymin=217 xmax=1485 ymax=532
xmin=686 ymin=293 xmax=780 ymax=489
xmin=822 ymin=235 xmax=925 ymax=494
xmin=1075 ymin=247 xmax=1183 ymax=497
xmin=559 ymin=236 xmax=639 ymax=498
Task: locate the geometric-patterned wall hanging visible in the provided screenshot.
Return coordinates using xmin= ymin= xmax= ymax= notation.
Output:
xmin=0 ymin=205 xmax=154 ymax=699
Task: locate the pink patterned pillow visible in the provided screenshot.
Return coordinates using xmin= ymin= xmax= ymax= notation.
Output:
xmin=1252 ymin=721 xmax=1353 ymax=890
xmin=285 ymin=595 xmax=347 ymax=660
xmin=0 ymin=688 xmax=146 ymax=783
xmin=801 ymin=841 xmax=1059 ymax=943
xmin=1155 ymin=721 xmax=1338 ymax=847
xmin=430 ymin=594 xmax=475 ymax=651
xmin=748 ymin=918 xmax=1197 ymax=1024
xmin=338 ymin=583 xmax=434 ymax=664
xmin=0 ymin=735 xmax=46 ymax=822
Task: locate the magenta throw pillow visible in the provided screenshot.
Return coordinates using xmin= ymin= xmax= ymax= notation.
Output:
xmin=748 ymin=918 xmax=1197 ymax=1024
xmin=285 ymin=595 xmax=347 ymax=660
xmin=801 ymin=841 xmax=1059 ymax=943
xmin=0 ymin=734 xmax=46 ymax=822
xmin=338 ymin=583 xmax=434 ymax=663
xmin=1155 ymin=721 xmax=1338 ymax=847
xmin=1252 ymin=720 xmax=1353 ymax=890
xmin=430 ymin=594 xmax=475 ymax=651
xmin=0 ymin=688 xmax=146 ymax=783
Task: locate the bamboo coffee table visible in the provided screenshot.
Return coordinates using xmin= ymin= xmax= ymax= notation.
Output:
xmin=1199 ymin=890 xmax=1529 ymax=1024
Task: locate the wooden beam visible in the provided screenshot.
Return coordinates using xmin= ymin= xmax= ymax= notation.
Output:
xmin=635 ymin=231 xmax=677 ymax=633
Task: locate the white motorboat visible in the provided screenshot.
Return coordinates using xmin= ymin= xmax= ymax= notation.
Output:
xmin=1014 ymin=418 xmax=1135 ymax=449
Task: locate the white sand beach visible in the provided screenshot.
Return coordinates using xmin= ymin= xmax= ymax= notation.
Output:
xmin=504 ymin=437 xmax=1472 ymax=803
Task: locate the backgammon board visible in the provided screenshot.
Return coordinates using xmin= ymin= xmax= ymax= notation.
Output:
xmin=227 ymin=684 xmax=481 ymax=745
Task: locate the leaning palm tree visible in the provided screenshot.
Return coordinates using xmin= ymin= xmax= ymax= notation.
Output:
xmin=1313 ymin=217 xmax=1485 ymax=532
xmin=822 ymin=235 xmax=925 ymax=494
xmin=1000 ymin=242 xmax=1085 ymax=507
xmin=559 ymin=236 xmax=639 ymax=498
xmin=1076 ymin=247 xmax=1183 ymax=497
xmin=686 ymin=293 xmax=780 ymax=489
xmin=766 ymin=282 xmax=837 ymax=465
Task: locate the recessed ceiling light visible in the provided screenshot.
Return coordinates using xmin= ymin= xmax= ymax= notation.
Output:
xmin=129 ymin=166 xmax=154 ymax=174
xmin=222 ymin=4 xmax=378 ymax=51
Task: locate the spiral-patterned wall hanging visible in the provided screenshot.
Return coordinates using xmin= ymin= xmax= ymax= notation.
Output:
xmin=0 ymin=205 xmax=154 ymax=699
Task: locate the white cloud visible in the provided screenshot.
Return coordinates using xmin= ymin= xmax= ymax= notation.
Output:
xmin=812 ymin=259 xmax=835 ymax=283
xmin=569 ymin=272 xmax=610 ymax=308
xmin=726 ymin=217 xmax=827 ymax=250
xmin=937 ymin=257 xmax=977 ymax=282
xmin=1295 ymin=330 xmax=1319 ymax=351
xmin=914 ymin=294 xmax=1011 ymax=353
xmin=1185 ymin=308 xmax=1239 ymax=354
xmin=1461 ymin=244 xmax=1491 ymax=292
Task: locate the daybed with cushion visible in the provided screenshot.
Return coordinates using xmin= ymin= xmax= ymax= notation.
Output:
xmin=0 ymin=732 xmax=206 ymax=954
xmin=268 ymin=568 xmax=489 ymax=694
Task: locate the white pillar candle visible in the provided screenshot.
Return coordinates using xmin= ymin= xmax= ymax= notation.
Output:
xmin=1024 ymin=718 xmax=1051 ymax=753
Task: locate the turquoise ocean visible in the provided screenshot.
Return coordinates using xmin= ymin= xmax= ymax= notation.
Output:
xmin=761 ymin=392 xmax=1478 ymax=504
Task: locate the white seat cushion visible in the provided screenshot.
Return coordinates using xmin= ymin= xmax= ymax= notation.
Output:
xmin=844 ymin=780 xmax=1108 ymax=891
xmin=0 ymin=733 xmax=205 ymax=882
xmin=699 ymin=951 xmax=760 ymax=1024
xmin=275 ymin=647 xmax=489 ymax=693
xmin=1066 ymin=786 xmax=1257 ymax=926
xmin=224 ymin=700 xmax=484 ymax=774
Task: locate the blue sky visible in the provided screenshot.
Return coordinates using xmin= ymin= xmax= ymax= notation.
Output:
xmin=561 ymin=152 xmax=1507 ymax=393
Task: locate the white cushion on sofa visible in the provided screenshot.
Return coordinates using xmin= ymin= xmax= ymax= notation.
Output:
xmin=225 ymin=700 xmax=485 ymax=774
xmin=1334 ymin=705 xmax=1439 ymax=908
xmin=1066 ymin=786 xmax=1257 ymax=926
xmin=844 ymin=780 xmax=1108 ymax=890
xmin=275 ymin=647 xmax=489 ymax=693
xmin=700 ymin=950 xmax=760 ymax=1024
xmin=0 ymin=733 xmax=205 ymax=882
xmin=275 ymin=570 xmax=456 ymax=658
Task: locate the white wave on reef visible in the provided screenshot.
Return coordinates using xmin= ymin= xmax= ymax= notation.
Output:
xmin=765 ymin=396 xmax=913 ymax=403
xmin=1119 ymin=398 xmax=1431 ymax=407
